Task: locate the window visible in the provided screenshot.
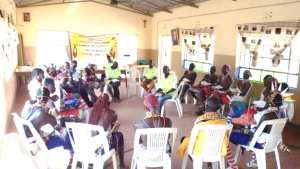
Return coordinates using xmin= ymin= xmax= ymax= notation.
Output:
xmin=36 ymin=30 xmax=70 ymax=67
xmin=117 ymin=34 xmax=137 ymax=68
xmin=236 ymin=23 xmax=300 ymax=88
xmin=181 ymin=28 xmax=215 ymax=72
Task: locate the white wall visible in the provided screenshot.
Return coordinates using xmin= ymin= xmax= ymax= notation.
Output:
xmin=152 ymin=0 xmax=300 ymax=54
xmin=0 ymin=0 xmax=17 ymax=139
xmin=16 ymin=2 xmax=152 ymax=65
xmin=151 ymin=0 xmax=300 ymax=124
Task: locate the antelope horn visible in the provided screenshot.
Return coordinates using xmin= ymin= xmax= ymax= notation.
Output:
xmin=278 ymin=83 xmax=282 ymax=91
xmin=281 ymin=88 xmax=288 ymax=95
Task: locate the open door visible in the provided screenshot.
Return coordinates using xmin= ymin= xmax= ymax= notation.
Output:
xmin=158 ymin=36 xmax=172 ymax=79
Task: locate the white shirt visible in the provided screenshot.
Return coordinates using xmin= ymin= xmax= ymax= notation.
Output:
xmin=27 ymin=80 xmax=42 ymax=100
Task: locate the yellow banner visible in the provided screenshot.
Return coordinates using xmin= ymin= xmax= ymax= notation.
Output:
xmin=69 ymin=33 xmax=117 ymax=67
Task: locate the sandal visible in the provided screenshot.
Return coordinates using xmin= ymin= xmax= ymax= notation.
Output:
xmin=280 ymin=144 xmax=291 ymax=152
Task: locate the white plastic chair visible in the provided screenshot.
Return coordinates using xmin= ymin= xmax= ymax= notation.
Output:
xmin=12 ymin=113 xmax=71 ymax=169
xmin=234 ymin=118 xmax=288 ymax=169
xmin=131 ymin=128 xmax=177 ymax=169
xmin=182 ymin=124 xmax=233 ymax=169
xmin=184 ymin=88 xmax=197 ymax=105
xmin=65 ymin=122 xmax=117 ymax=169
xmin=160 ymin=82 xmax=185 ymax=118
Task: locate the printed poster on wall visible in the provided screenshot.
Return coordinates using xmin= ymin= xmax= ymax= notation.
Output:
xmin=69 ymin=33 xmax=117 ymax=68
xmin=0 ymin=19 xmax=19 ymax=80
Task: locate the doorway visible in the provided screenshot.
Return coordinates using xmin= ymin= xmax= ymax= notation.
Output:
xmin=158 ymin=35 xmax=172 ymax=79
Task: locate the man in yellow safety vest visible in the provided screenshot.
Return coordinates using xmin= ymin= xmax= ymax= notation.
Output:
xmin=106 ymin=61 xmax=122 ymax=102
xmin=143 ymin=60 xmax=158 ymax=80
xmin=156 ymin=65 xmax=177 ymax=113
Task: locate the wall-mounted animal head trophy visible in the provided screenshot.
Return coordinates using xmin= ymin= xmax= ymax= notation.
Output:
xmin=199 ymin=32 xmax=212 ymax=61
xmin=250 ymin=39 xmax=261 ymax=67
xmin=270 ymin=44 xmax=287 ymax=67
xmin=269 ymin=28 xmax=298 ymax=67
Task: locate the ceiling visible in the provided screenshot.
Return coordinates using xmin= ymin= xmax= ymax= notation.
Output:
xmin=14 ymin=0 xmax=210 ymax=16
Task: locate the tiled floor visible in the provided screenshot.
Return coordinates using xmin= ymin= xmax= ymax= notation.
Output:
xmin=6 ymin=83 xmax=300 ymax=169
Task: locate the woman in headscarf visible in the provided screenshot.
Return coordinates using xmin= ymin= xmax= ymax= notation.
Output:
xmin=87 ymin=83 xmax=126 ymax=168
xmin=134 ymin=93 xmax=172 ymax=129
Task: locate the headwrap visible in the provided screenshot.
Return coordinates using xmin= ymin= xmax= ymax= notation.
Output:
xmin=88 ymin=94 xmax=110 ymax=125
xmin=223 ymin=64 xmax=231 ymax=71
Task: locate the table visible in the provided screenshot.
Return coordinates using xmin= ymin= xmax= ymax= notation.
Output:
xmin=15 ymin=66 xmax=34 ymax=85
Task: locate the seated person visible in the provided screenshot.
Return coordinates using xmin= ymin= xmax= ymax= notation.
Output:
xmin=46 ymin=65 xmax=57 ymax=79
xmin=189 ymin=66 xmax=218 ymax=104
xmin=43 ymin=78 xmax=59 ymax=116
xmin=28 ymin=68 xmax=44 ymax=101
xmin=143 ymin=60 xmax=158 ymax=81
xmin=82 ymin=67 xmax=97 ymax=82
xmin=230 ymin=91 xmax=288 ymax=167
xmin=156 ymin=66 xmax=177 ymax=113
xmin=134 ymin=93 xmax=172 ymax=129
xmin=236 ymin=70 xmax=252 ymax=97
xmin=106 ymin=61 xmax=122 ymax=102
xmin=141 ymin=79 xmax=156 ymax=94
xmin=202 ymin=65 xmax=218 ymax=85
xmin=80 ymin=67 xmax=98 ymax=106
xmin=178 ymin=63 xmax=197 ymax=103
xmin=89 ymin=81 xmax=106 ymax=104
xmin=58 ymin=70 xmax=93 ymax=108
xmin=40 ymin=124 xmax=73 ymax=152
xmin=70 ymin=60 xmax=81 ymax=82
xmin=134 ymin=93 xmax=173 ymax=154
xmin=177 ymin=96 xmax=238 ymax=169
xmin=87 ymin=85 xmax=125 ymax=168
xmin=211 ymin=65 xmax=232 ymax=111
xmin=217 ymin=64 xmax=233 ymax=91
xmin=22 ymin=87 xmax=58 ymax=135
xmin=260 ymin=75 xmax=278 ymax=102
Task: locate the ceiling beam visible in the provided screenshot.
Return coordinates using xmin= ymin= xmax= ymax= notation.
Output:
xmin=89 ymin=0 xmax=152 ymax=16
xmin=16 ymin=0 xmax=152 ymax=16
xmin=143 ymin=0 xmax=172 ymax=13
xmin=170 ymin=0 xmax=199 ymax=8
xmin=16 ymin=0 xmax=55 ymax=7
xmin=114 ymin=0 xmax=153 ymax=16
xmin=127 ymin=4 xmax=152 ymax=17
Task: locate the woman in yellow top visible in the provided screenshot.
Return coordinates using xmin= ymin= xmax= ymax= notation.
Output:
xmin=106 ymin=61 xmax=122 ymax=102
xmin=177 ymin=96 xmax=238 ymax=169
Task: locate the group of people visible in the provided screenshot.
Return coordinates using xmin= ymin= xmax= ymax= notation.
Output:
xmin=139 ymin=61 xmax=292 ymax=169
xmin=22 ymin=59 xmax=129 ymax=168
xmin=20 ymin=57 xmax=293 ymax=169
xmin=140 ymin=62 xmax=251 ymax=116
